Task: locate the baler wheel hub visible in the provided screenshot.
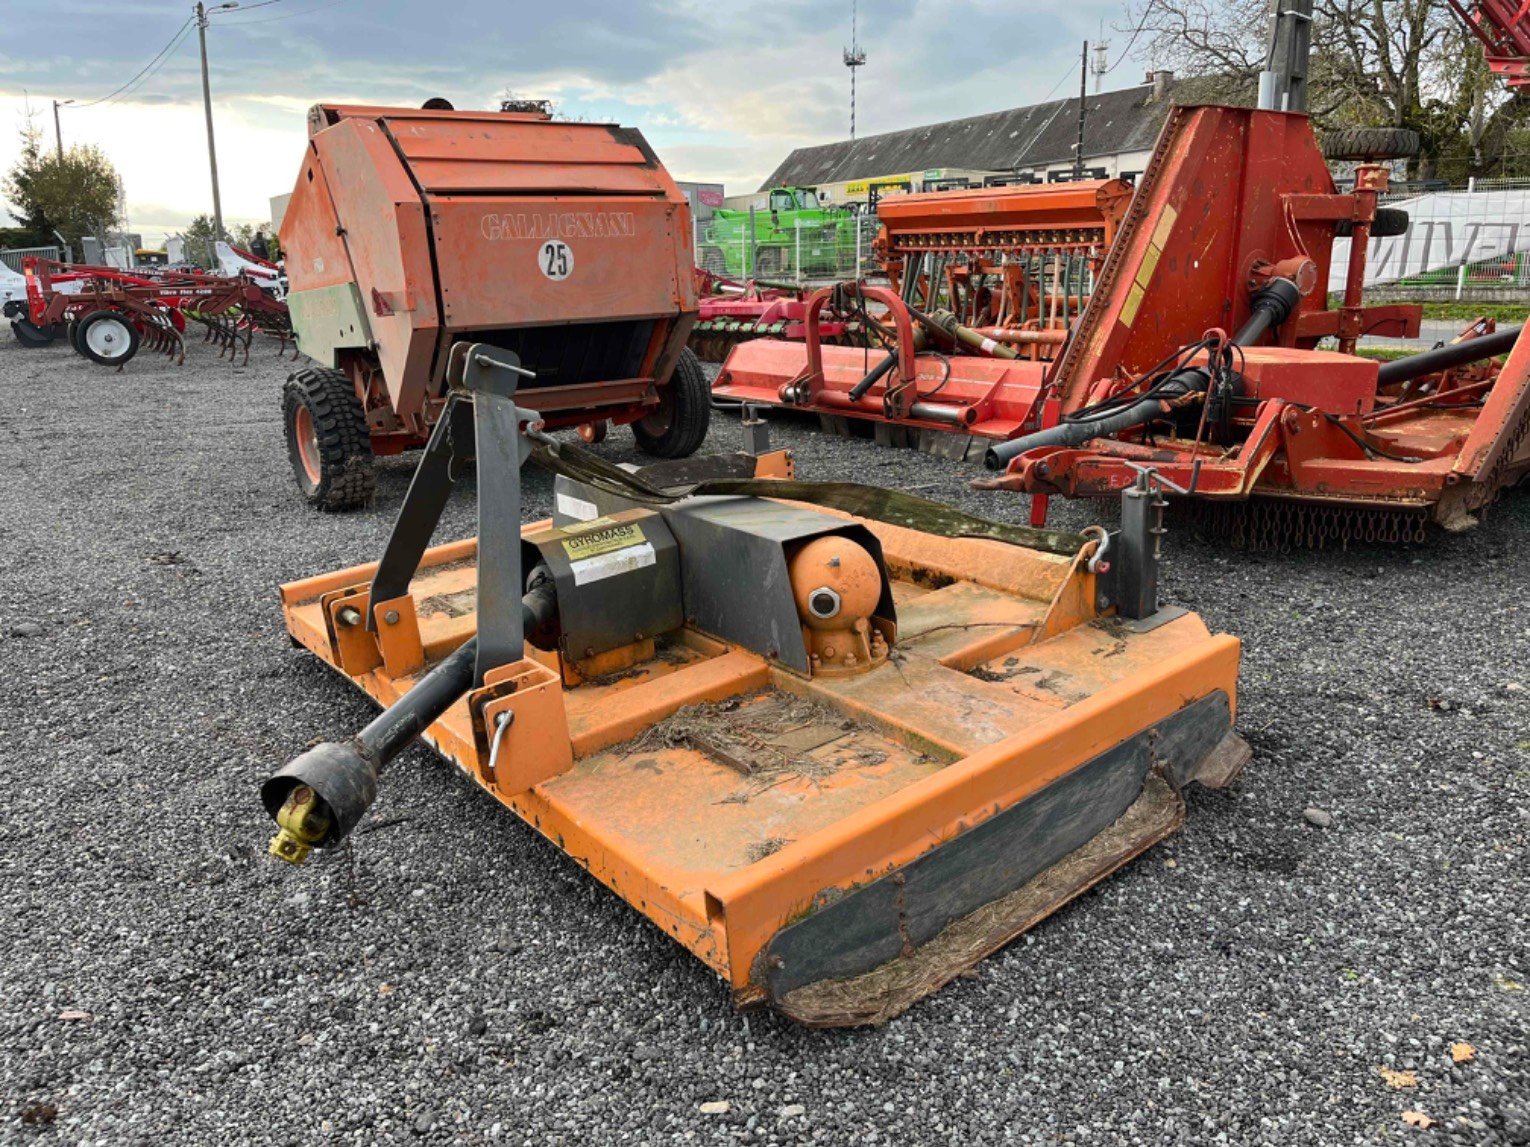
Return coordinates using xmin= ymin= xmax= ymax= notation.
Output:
xmin=293 ymin=404 xmax=322 ymax=485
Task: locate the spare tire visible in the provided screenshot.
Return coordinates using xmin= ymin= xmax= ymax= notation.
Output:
xmin=1321 ymin=127 xmax=1420 ymax=162
xmin=1334 ymin=207 xmax=1410 ymax=239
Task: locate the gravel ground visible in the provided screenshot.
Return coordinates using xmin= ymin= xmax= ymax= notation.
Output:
xmin=0 ymin=331 xmax=1525 ymax=1147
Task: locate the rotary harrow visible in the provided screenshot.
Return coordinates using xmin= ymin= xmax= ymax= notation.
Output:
xmin=16 ymin=257 xmax=294 ymax=368
xmin=712 ymin=179 xmax=1132 ymax=459
xmin=689 ymin=270 xmax=868 ymax=363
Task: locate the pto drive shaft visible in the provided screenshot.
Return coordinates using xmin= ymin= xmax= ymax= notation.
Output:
xmin=262 ymin=576 xmax=558 ymax=863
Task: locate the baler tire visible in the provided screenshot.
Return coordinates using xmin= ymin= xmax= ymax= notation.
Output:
xmin=633 ymin=348 xmax=711 ymax=459
xmin=76 ymin=310 xmax=141 ymax=366
xmin=700 ymin=247 xmax=727 ymax=275
xmin=1334 ymin=208 xmax=1410 ymax=239
xmin=1320 ymin=127 xmax=1420 ymax=162
xmin=10 ymin=318 xmax=60 ymax=348
xmin=282 ymin=366 xmax=376 ymax=511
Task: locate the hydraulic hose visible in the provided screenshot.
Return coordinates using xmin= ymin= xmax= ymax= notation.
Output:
xmin=983 ymin=278 xmax=1302 ymax=470
xmin=1375 ymin=325 xmax=1521 ymax=387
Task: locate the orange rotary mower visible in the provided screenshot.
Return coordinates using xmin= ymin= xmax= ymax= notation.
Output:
xmin=261 ymin=341 xmax=1248 ymax=1026
xmin=278 ymin=100 xmax=710 ymax=509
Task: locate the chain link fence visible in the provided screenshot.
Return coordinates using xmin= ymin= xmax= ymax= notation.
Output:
xmin=694 ymin=212 xmax=881 ymax=284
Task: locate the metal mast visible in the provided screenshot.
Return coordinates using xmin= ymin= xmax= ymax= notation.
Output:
xmin=1074 ymin=41 xmax=1088 ymax=178
xmin=843 ymin=0 xmax=867 ymax=139
xmin=1257 ymin=0 xmax=1314 ymax=111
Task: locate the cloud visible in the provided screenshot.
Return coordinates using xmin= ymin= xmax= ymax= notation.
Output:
xmin=0 ymin=0 xmax=1140 ymax=236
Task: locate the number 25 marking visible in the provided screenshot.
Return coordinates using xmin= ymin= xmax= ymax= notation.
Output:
xmin=539 ymin=240 xmax=573 ymax=281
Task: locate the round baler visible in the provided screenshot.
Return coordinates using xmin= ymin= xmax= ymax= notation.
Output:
xmin=278 ymin=101 xmax=706 ymax=508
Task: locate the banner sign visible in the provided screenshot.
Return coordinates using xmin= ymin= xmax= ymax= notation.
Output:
xmin=1330 ymin=189 xmax=1530 ymax=290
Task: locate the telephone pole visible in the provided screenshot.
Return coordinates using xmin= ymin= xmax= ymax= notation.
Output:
xmin=1074 ymin=41 xmax=1088 ymax=179
xmin=1258 ymin=0 xmax=1314 ymax=111
xmin=195 ymin=2 xmax=240 ymax=240
xmin=52 ymin=99 xmax=73 ymax=159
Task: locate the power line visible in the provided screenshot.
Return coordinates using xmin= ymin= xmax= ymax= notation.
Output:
xmin=1038 ymin=58 xmax=1079 ymax=103
xmin=69 ymin=0 xmax=340 ymax=113
xmin=73 ymin=15 xmax=195 ymax=107
xmin=1105 ymin=6 xmax=1153 ymax=74
xmin=104 ymin=23 xmax=198 ymax=107
xmin=220 ymin=0 xmax=349 ymax=25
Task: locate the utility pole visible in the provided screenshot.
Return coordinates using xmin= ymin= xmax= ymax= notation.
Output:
xmin=52 ymin=99 xmax=73 ymax=159
xmin=195 ymin=1 xmax=240 ymax=241
xmin=843 ymin=0 xmax=866 ymax=140
xmin=1074 ymin=41 xmax=1089 ymax=179
xmin=1258 ymin=0 xmax=1314 ymax=112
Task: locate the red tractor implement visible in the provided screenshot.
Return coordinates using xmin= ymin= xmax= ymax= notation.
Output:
xmin=689 ymin=270 xmax=866 ymax=363
xmin=973 ymin=106 xmax=1525 ymax=545
xmin=711 ymin=179 xmax=1132 ymax=460
xmin=1449 ymin=0 xmax=1530 ymax=87
xmin=18 ymin=257 xmax=293 ymax=367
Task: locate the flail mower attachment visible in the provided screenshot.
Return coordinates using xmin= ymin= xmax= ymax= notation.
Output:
xmin=263 ymin=343 xmax=1248 ymax=1026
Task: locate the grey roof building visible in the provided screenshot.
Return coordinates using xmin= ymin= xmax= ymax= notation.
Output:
xmin=761 ymin=75 xmax=1179 ymax=193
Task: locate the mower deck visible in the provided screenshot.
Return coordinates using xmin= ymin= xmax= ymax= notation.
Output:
xmin=281 ymin=504 xmax=1243 ymax=1025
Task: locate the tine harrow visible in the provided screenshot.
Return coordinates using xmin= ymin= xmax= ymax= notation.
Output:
xmin=138 ymin=304 xmax=186 ymax=364
xmin=19 ymin=256 xmax=289 ymax=371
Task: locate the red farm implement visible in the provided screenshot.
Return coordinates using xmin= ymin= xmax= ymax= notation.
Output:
xmin=973 ymin=106 xmax=1527 ymax=545
xmin=718 ymin=105 xmax=1528 ymax=544
xmin=17 ymin=258 xmax=293 ymax=368
xmin=689 ymin=270 xmax=867 ymax=363
xmin=1449 ymin=0 xmax=1530 ymax=87
xmin=711 ymin=179 xmax=1132 ymax=459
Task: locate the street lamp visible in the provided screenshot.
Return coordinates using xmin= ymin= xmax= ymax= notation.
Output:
xmin=195 ymin=1 xmax=240 ymax=241
xmin=52 ymin=99 xmax=74 ymax=160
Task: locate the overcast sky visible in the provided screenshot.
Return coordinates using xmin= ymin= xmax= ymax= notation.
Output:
xmin=1 ymin=0 xmax=1147 ymax=243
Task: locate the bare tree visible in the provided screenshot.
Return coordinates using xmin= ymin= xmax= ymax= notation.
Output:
xmin=1115 ymin=0 xmax=1509 ymax=177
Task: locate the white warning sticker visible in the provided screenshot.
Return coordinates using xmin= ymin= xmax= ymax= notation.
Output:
xmin=569 ymin=541 xmax=656 ymax=586
xmin=555 ymin=492 xmax=599 ymax=521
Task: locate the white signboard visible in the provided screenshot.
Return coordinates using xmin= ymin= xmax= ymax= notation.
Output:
xmin=1330 ymin=189 xmax=1530 ymax=291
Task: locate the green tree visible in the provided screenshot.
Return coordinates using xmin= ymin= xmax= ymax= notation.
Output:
xmin=4 ymin=119 xmax=122 ymax=252
xmin=182 ymin=214 xmax=220 ymax=269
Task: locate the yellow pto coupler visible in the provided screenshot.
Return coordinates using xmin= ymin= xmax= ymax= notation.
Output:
xmin=268 ymin=785 xmax=331 ymax=866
